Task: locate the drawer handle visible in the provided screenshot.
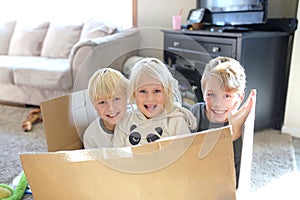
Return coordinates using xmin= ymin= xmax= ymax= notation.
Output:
xmin=212 ymin=46 xmax=221 ymax=53
xmin=173 ymin=41 xmax=180 ymax=47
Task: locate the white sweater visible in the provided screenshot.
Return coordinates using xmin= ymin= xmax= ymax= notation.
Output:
xmin=83 ymin=117 xmax=114 ymax=149
xmin=113 ymin=106 xmax=197 ymax=147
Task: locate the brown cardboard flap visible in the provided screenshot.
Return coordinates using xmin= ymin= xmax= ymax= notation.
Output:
xmin=40 ymin=94 xmax=83 ymax=151
xmin=40 ymin=90 xmax=96 ymax=151
xmin=20 ymin=126 xmax=236 ymax=200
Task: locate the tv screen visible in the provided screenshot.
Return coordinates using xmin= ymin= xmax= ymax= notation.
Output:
xmin=197 ymin=0 xmax=268 ymax=26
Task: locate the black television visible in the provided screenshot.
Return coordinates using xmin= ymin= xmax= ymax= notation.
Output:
xmin=197 ymin=0 xmax=268 ymax=26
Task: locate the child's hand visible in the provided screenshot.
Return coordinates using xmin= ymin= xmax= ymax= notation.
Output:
xmin=229 ymin=89 xmax=257 ymax=141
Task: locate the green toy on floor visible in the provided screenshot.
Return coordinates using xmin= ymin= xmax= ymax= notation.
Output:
xmin=0 ymin=172 xmax=28 ymax=200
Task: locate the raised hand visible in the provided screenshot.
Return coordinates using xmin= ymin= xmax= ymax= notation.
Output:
xmin=229 ymin=89 xmax=257 ymax=141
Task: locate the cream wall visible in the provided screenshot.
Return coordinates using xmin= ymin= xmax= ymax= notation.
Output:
xmin=282 ymin=2 xmax=300 ymax=138
xmin=137 ymin=0 xmax=196 ymax=29
xmin=136 ymin=0 xmax=195 ymax=59
xmin=268 ymin=0 xmax=298 ymax=18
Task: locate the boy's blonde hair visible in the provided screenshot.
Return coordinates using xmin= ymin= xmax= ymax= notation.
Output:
xmin=88 ymin=68 xmax=128 ymax=104
xmin=128 ymin=57 xmax=181 ymax=112
xmin=201 ymin=56 xmax=246 ymax=95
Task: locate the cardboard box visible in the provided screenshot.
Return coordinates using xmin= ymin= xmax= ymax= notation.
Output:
xmin=20 ymin=90 xmax=255 ymax=200
xmin=39 ymin=90 xmax=96 ymax=152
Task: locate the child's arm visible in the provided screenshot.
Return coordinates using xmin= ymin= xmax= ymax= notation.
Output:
xmin=229 ymin=89 xmax=257 ymax=141
xmin=82 ymin=120 xmax=99 ymax=149
xmin=112 ymin=125 xmax=127 ymax=147
xmin=178 ymin=106 xmax=198 ymax=132
xmin=83 ymin=134 xmax=97 ymax=149
xmin=172 ymin=107 xmax=197 ymax=135
xmin=174 ymin=120 xmax=192 ymax=136
xmin=112 ymin=111 xmax=133 ymax=147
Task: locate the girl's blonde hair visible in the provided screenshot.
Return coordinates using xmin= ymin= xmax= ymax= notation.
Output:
xmin=128 ymin=57 xmax=181 ymax=112
xmin=88 ymin=68 xmax=128 ymax=104
xmin=201 ymin=56 xmax=246 ymax=95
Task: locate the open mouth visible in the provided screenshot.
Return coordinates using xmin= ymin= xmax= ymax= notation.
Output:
xmin=144 ymin=104 xmax=157 ymax=112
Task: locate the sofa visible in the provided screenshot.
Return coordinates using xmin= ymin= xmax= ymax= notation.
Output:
xmin=0 ymin=19 xmax=140 ymax=106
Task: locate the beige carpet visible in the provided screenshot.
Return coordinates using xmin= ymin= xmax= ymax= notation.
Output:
xmin=0 ymin=104 xmax=297 ymax=199
xmin=0 ymin=104 xmax=47 ymax=200
xmin=250 ymin=129 xmax=300 ymax=199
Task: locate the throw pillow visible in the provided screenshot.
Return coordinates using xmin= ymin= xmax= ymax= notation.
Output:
xmin=79 ymin=19 xmax=117 ymax=41
xmin=0 ymin=20 xmax=16 ymax=55
xmin=41 ymin=23 xmax=83 ymax=58
xmin=8 ymin=21 xmax=49 ymax=56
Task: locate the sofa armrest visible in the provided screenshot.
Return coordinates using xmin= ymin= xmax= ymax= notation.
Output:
xmin=70 ymin=28 xmax=140 ymax=91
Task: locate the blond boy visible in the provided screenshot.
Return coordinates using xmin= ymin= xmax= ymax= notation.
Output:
xmin=83 ymin=68 xmax=129 ymax=148
xmin=190 ymin=56 xmax=256 ymax=188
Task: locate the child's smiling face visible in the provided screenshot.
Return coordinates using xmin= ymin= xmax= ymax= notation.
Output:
xmin=134 ymin=76 xmax=166 ymax=119
xmin=203 ymin=76 xmax=244 ymax=123
xmin=95 ymin=94 xmax=127 ymax=131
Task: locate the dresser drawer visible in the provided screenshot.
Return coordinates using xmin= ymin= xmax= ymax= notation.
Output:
xmin=164 ymin=33 xmax=237 ymax=59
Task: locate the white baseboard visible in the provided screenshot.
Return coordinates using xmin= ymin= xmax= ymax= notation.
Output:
xmin=281 ymin=126 xmax=300 ymax=138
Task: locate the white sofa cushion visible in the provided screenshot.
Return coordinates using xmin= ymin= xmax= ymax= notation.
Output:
xmin=8 ymin=21 xmax=49 ymax=56
xmin=13 ymin=58 xmax=72 ymax=91
xmin=0 ymin=66 xmax=13 ymax=84
xmin=0 ymin=55 xmax=45 ymax=84
xmin=41 ymin=22 xmax=83 ymax=58
xmin=0 ymin=20 xmax=16 ymax=55
xmin=79 ymin=19 xmax=117 ymax=41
